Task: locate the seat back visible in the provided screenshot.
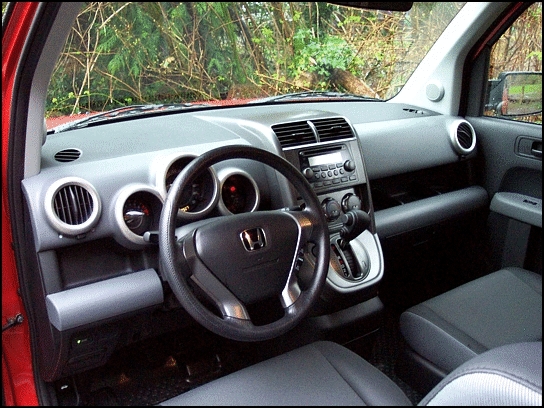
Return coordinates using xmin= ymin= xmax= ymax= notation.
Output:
xmin=420 ymin=341 xmax=542 ymax=406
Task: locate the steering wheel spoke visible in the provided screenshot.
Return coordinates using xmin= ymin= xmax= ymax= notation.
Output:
xmin=182 ymin=232 xmax=251 ymax=321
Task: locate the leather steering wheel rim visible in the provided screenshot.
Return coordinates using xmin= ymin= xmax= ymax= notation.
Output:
xmin=159 ymin=145 xmax=330 ymax=342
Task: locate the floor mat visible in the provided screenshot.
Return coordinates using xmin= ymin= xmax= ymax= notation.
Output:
xmin=70 ymin=310 xmax=423 ymax=406
xmin=367 ymin=308 xmax=424 ymax=405
xmin=73 ymin=326 xmax=258 ymax=406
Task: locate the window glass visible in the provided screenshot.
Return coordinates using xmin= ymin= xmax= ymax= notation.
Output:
xmin=45 ymin=2 xmax=465 ymax=129
xmin=485 ymin=2 xmax=542 ymax=124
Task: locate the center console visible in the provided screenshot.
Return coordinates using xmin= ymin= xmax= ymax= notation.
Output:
xmin=278 ymin=117 xmax=383 ymax=306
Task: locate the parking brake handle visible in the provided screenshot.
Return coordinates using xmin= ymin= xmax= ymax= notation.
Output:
xmin=339 ymin=210 xmax=370 ymax=249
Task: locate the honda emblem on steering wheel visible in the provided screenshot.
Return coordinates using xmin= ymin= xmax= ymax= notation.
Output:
xmin=241 ymin=228 xmax=266 ymax=251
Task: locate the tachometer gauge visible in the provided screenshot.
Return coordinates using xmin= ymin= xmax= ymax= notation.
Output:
xmin=123 ymin=198 xmax=152 ymax=236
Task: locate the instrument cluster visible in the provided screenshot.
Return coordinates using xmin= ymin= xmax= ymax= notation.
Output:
xmin=116 ymin=154 xmax=261 ymax=248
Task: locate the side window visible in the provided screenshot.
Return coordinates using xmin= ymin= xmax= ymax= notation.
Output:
xmin=485 ymin=2 xmax=542 ymax=124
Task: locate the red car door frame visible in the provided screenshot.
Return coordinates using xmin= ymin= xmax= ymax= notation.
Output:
xmin=2 ymin=2 xmax=41 ymax=406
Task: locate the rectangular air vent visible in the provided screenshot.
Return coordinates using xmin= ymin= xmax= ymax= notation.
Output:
xmin=272 ymin=121 xmax=316 ymax=148
xmin=312 ymin=117 xmax=354 ymax=142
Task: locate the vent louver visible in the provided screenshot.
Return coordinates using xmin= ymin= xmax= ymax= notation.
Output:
xmin=45 ymin=178 xmax=101 ymax=236
xmin=456 ymin=122 xmax=474 ymax=149
xmin=272 ymin=121 xmax=316 ymax=148
xmin=272 ymin=117 xmax=354 ymax=149
xmin=54 ymin=185 xmax=94 ymax=225
xmin=54 ymin=148 xmax=81 ymax=162
xmin=449 ymin=119 xmax=476 ymax=156
xmin=313 ymin=117 xmax=354 ymax=142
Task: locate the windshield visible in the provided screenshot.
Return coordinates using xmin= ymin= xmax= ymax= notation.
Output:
xmin=46 ymin=2 xmax=466 ymax=129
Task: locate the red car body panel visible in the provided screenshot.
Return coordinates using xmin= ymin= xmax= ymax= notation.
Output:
xmin=2 ymin=2 xmax=40 ymax=406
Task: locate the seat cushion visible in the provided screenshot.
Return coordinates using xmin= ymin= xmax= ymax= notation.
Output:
xmin=159 ymin=341 xmax=412 ymax=406
xmin=400 ymin=267 xmax=542 ymax=373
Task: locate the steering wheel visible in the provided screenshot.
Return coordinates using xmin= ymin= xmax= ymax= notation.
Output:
xmin=159 ymin=145 xmax=330 ymax=342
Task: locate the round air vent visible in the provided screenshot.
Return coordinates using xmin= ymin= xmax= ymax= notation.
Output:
xmin=44 ymin=177 xmax=101 ymax=236
xmin=54 ymin=148 xmax=81 ymax=162
xmin=449 ymin=119 xmax=476 ymax=156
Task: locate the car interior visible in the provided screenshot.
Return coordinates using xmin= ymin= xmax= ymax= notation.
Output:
xmin=2 ymin=1 xmax=541 ymax=406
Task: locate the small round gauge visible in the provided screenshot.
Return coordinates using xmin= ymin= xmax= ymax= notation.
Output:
xmin=165 ymin=157 xmax=217 ymax=215
xmin=222 ymin=177 xmax=248 ymax=214
xmin=123 ymin=198 xmax=152 ymax=236
xmin=219 ymin=173 xmax=259 ymax=214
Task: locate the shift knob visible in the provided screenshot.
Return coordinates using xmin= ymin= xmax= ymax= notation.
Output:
xmin=339 ymin=210 xmax=370 ymax=249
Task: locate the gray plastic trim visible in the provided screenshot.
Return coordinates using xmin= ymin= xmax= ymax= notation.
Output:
xmin=374 ymin=186 xmax=489 ymax=239
xmin=46 ymin=268 xmax=163 ymax=331
xmin=490 ymin=192 xmax=542 ymax=228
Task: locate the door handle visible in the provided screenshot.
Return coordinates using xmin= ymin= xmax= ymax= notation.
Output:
xmin=531 ymin=141 xmax=542 ymax=158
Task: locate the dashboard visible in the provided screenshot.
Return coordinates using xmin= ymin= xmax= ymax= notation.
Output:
xmin=22 ymin=100 xmax=480 ymax=381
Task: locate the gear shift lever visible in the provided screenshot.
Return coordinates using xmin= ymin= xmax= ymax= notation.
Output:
xmin=339 ymin=210 xmax=370 ymax=249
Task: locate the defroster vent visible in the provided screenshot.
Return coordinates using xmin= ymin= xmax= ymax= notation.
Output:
xmin=54 ymin=148 xmax=81 ymax=162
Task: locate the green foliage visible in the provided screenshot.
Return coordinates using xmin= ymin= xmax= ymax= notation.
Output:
xmin=291 ymin=29 xmax=360 ymax=78
xmin=45 ymin=2 xmax=539 ymax=117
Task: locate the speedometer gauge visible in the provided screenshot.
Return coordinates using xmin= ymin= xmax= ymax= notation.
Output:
xmin=164 ymin=156 xmax=219 ymax=217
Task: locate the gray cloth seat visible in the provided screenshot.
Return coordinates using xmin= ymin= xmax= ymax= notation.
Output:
xmin=159 ymin=340 xmax=542 ymax=406
xmin=399 ymin=267 xmax=542 ymax=391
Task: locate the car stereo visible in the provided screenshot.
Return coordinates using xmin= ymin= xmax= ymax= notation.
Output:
xmin=298 ymin=144 xmax=358 ymax=191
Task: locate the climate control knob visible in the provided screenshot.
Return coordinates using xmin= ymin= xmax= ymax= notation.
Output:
xmin=342 ymin=193 xmax=362 ymax=212
xmin=321 ymin=197 xmax=342 ymax=222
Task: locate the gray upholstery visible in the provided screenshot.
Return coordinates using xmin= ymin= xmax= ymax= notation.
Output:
xmin=420 ymin=341 xmax=542 ymax=406
xmin=159 ymin=341 xmax=413 ymax=406
xmin=400 ymin=267 xmax=542 ymax=374
xmin=158 ymin=340 xmax=542 ymax=406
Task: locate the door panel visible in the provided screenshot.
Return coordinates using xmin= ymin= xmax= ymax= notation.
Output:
xmin=468 ymin=117 xmax=542 ymax=273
